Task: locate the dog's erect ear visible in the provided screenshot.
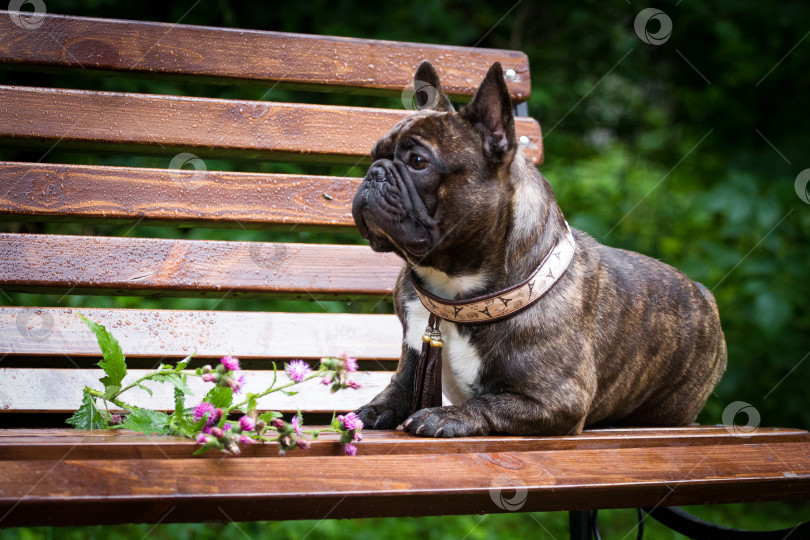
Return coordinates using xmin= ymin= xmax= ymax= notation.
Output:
xmin=460 ymin=62 xmax=516 ymax=163
xmin=413 ymin=60 xmax=455 ymax=112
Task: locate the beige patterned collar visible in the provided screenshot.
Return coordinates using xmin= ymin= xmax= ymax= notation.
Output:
xmin=411 ymin=224 xmax=576 ymax=323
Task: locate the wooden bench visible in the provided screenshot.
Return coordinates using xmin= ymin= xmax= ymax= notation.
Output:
xmin=1 ymin=11 xmax=809 ymax=538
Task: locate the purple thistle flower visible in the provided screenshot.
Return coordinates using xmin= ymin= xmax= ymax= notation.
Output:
xmin=209 ymin=427 xmax=224 ymax=439
xmin=220 ymin=355 xmax=241 ymax=371
xmin=209 ymin=408 xmax=223 ymax=426
xmin=321 ymin=376 xmax=332 ymax=385
xmin=202 ymin=373 xmax=216 ymax=383
xmin=238 ymin=434 xmax=256 ymax=445
xmin=344 ymin=443 xmax=358 ymax=456
xmin=193 ymin=402 xmax=214 ymax=422
xmin=285 ymin=359 xmax=312 ymax=383
xmin=239 ymin=415 xmax=256 ymax=432
xmin=345 ymin=356 xmax=358 ymax=372
xmin=229 ymin=373 xmax=245 ymax=394
xmin=339 ymin=412 xmax=364 ymax=431
xmin=196 ymin=433 xmax=208 ymax=444
xmin=291 ymin=415 xmax=304 ymax=437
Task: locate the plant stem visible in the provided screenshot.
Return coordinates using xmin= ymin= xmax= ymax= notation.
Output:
xmin=229 ymin=368 xmax=328 ymax=411
xmin=84 ymin=387 xmax=138 ymax=413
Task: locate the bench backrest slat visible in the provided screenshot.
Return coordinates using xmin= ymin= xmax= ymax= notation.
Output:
xmin=1 ymin=307 xmax=401 ymax=359
xmin=0 ymin=86 xmax=544 ymax=164
xmin=0 ymin=233 xmax=401 ymax=299
xmin=0 ymin=12 xmax=531 ymax=100
xmin=0 ymin=162 xmax=360 ymax=230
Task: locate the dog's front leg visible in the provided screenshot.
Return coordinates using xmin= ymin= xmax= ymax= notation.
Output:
xmin=353 ymin=344 xmax=418 ymax=429
xmin=401 ymin=392 xmax=589 ymax=437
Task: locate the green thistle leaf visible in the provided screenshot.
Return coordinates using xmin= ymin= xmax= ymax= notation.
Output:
xmin=119 ymin=409 xmax=171 ymax=435
xmin=259 ymin=411 xmax=282 ymax=423
xmin=152 ymin=372 xmax=194 ymax=396
xmin=66 ymin=392 xmax=105 ymax=430
xmin=205 ymin=385 xmax=233 ymax=409
xmin=79 ymin=314 xmax=127 ymax=397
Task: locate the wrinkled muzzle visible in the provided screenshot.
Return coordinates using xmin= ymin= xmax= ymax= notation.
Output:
xmin=352 ymin=159 xmax=438 ymax=259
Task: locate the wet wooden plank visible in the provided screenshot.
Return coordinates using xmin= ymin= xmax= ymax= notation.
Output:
xmin=0 ymin=427 xmax=806 ymax=460
xmin=0 ymin=12 xmax=531 ymax=100
xmin=0 ymin=162 xmax=359 ymax=230
xmin=0 ymin=86 xmax=544 ymax=164
xmin=0 ymin=441 xmax=808 ymax=526
xmin=0 ymin=233 xmax=402 ymax=300
xmin=0 ymin=368 xmax=388 ymax=414
xmin=0 ymin=307 xmax=402 ymax=359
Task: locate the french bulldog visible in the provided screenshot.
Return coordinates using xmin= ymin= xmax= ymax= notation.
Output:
xmin=351 ymin=61 xmax=726 ymax=437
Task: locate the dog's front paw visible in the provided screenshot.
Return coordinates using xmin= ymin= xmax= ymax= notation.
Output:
xmin=400 ymin=406 xmax=484 ymax=437
xmin=354 ymin=402 xmax=404 ymax=430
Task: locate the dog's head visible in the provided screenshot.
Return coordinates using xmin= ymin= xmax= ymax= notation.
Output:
xmin=352 ymin=61 xmax=519 ymax=272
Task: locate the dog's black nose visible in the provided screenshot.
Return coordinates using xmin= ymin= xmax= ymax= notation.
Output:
xmin=366 ymin=165 xmax=386 ymax=183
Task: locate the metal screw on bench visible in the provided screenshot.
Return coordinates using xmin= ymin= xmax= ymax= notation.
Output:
xmin=504 ymin=68 xmax=517 ymax=81
xmin=519 ymin=135 xmax=531 ymax=148
xmin=8 ymin=0 xmax=47 ymax=30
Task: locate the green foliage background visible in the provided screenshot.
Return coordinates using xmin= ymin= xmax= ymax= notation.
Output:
xmin=1 ymin=0 xmax=808 ymax=537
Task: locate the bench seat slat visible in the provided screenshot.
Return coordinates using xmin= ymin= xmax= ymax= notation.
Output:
xmin=1 ymin=426 xmax=806 ymax=460
xmin=0 ymin=307 xmax=402 ymax=359
xmin=0 ymin=12 xmax=531 ymax=100
xmin=0 ymin=368 xmax=389 ymax=414
xmin=0 ymin=86 xmax=544 ymax=164
xmin=0 ymin=233 xmax=401 ymax=299
xmin=0 ymin=162 xmax=360 ymax=229
xmin=0 ymin=440 xmax=808 ymax=526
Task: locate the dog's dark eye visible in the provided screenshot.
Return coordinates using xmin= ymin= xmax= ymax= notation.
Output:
xmin=408 ymin=153 xmax=429 ymax=171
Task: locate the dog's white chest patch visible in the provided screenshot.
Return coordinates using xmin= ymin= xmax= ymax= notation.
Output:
xmin=404 ymin=299 xmax=481 ymax=405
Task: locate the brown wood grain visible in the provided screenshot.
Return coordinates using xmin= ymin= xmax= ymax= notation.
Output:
xmin=0 ymin=162 xmax=360 ymax=230
xmin=0 ymin=368 xmax=389 ymax=414
xmin=0 ymin=427 xmax=806 ymax=460
xmin=0 ymin=233 xmax=402 ymax=300
xmin=0 ymin=440 xmax=808 ymax=526
xmin=0 ymin=307 xmax=402 ymax=359
xmin=0 ymin=12 xmax=531 ymax=100
xmin=0 ymin=86 xmax=544 ymax=164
